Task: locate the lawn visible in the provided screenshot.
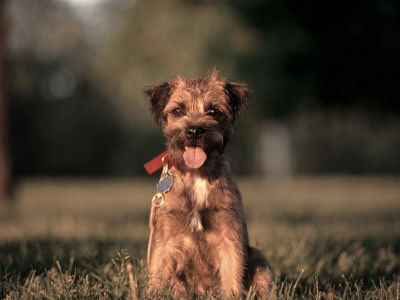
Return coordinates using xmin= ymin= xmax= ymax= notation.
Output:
xmin=1 ymin=176 xmax=399 ymax=299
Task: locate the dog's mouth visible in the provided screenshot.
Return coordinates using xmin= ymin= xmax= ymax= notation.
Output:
xmin=183 ymin=146 xmax=207 ymax=169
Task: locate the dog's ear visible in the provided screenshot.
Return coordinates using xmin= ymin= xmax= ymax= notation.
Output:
xmin=145 ymin=82 xmax=172 ymax=126
xmin=224 ymin=82 xmax=249 ymax=122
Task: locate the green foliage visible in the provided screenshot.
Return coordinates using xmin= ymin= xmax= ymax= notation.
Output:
xmin=92 ymin=0 xmax=256 ymax=123
xmin=6 ymin=0 xmax=400 ymax=176
xmin=290 ymin=111 xmax=400 ymax=174
xmin=227 ymin=0 xmax=400 ymax=117
xmin=8 ymin=62 xmax=123 ymax=176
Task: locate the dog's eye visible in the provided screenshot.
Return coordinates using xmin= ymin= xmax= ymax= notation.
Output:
xmin=172 ymin=107 xmax=183 ymax=116
xmin=207 ymin=109 xmax=219 ymax=116
xmin=207 ymin=108 xmax=224 ymax=118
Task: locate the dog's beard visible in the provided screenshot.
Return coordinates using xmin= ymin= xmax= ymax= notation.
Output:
xmin=164 ymin=127 xmax=225 ymax=171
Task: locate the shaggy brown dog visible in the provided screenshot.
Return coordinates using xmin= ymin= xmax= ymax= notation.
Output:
xmin=145 ymin=72 xmax=273 ymax=298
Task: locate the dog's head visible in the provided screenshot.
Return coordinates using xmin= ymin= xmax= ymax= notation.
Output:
xmin=146 ymin=73 xmax=248 ymax=173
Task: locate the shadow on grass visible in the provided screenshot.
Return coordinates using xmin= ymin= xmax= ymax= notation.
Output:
xmin=0 ymin=235 xmax=399 ymax=299
xmin=0 ymin=238 xmax=147 ymax=282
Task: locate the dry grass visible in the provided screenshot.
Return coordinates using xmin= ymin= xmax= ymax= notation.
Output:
xmin=1 ymin=176 xmax=399 ymax=299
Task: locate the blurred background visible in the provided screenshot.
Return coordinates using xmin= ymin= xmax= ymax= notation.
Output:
xmin=1 ymin=0 xmax=400 ymax=197
xmin=1 ymin=1 xmax=400 ymax=297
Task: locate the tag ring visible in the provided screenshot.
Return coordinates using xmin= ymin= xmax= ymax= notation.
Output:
xmin=161 ymin=153 xmax=169 ymax=165
xmin=152 ymin=192 xmax=164 ymax=207
xmin=161 ymin=153 xmax=170 ymax=177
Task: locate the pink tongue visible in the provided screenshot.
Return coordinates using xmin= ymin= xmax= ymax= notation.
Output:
xmin=183 ymin=147 xmax=207 ymax=169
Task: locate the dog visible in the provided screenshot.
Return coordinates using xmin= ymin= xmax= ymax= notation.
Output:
xmin=145 ymin=72 xmax=273 ymax=298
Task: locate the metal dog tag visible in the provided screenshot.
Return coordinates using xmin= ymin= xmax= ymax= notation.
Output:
xmin=156 ymin=174 xmax=174 ymax=194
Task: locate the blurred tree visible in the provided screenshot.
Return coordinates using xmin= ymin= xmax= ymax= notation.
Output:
xmin=85 ymin=0 xmax=400 ymax=174
xmin=225 ymin=0 xmax=400 ymax=174
xmin=228 ymin=0 xmax=400 ymax=117
xmin=0 ymin=0 xmax=10 ymax=201
xmin=6 ymin=0 xmax=126 ymax=177
xmin=5 ymin=0 xmax=400 ymax=176
xmin=8 ymin=59 xmax=125 ymax=176
xmin=91 ymin=0 xmax=259 ymax=125
xmin=89 ymin=0 xmax=261 ymax=173
xmin=6 ymin=0 xmax=85 ymax=61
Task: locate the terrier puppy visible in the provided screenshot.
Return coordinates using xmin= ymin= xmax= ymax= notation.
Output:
xmin=145 ymin=72 xmax=273 ymax=298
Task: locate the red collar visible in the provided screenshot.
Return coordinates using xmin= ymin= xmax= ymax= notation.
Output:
xmin=144 ymin=150 xmax=174 ymax=175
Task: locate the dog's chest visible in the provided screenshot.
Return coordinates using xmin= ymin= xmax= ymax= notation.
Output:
xmin=180 ymin=176 xmax=211 ymax=232
xmin=191 ymin=177 xmax=209 ymax=207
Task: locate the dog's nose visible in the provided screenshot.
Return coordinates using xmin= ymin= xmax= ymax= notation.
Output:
xmin=186 ymin=127 xmax=204 ymax=140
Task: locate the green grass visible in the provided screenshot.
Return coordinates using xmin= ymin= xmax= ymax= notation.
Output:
xmin=1 ymin=176 xmax=399 ymax=299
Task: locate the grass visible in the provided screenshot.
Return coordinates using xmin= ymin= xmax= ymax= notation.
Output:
xmin=0 ymin=176 xmax=399 ymax=299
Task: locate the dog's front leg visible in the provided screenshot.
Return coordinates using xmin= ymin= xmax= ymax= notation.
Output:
xmin=147 ymin=238 xmax=186 ymax=296
xmin=219 ymin=237 xmax=245 ymax=298
xmin=207 ymin=223 xmax=245 ymax=298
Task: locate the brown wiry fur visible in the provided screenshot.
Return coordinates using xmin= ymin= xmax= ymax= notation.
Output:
xmin=146 ymin=72 xmax=274 ymax=298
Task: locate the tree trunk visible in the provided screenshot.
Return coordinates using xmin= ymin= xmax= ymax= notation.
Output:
xmin=0 ymin=0 xmax=10 ymax=203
